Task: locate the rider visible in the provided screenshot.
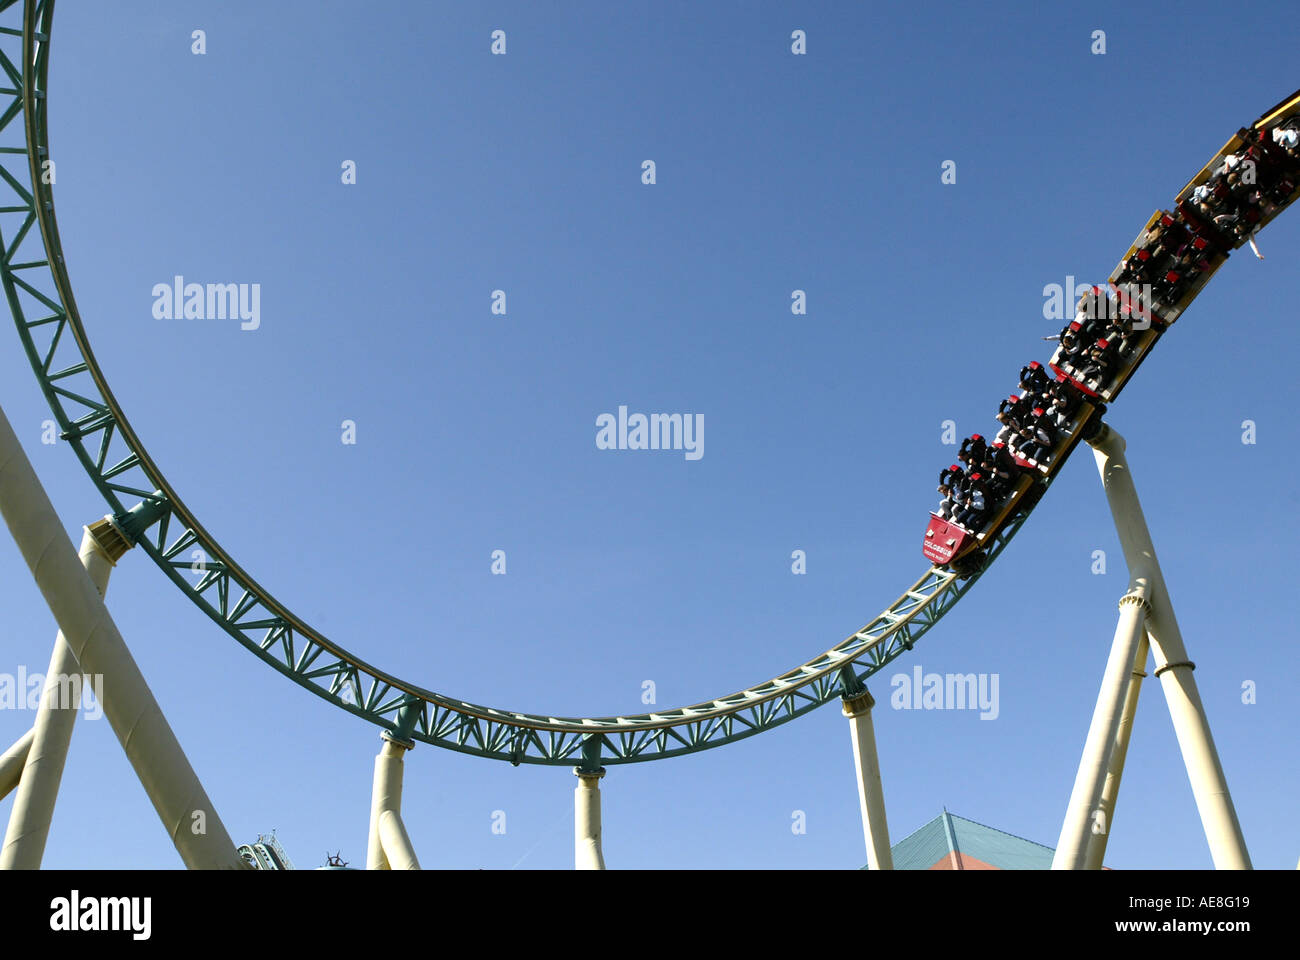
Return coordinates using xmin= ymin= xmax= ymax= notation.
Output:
xmin=995 ymin=393 xmax=1032 ymax=447
xmin=1016 ymin=407 xmax=1057 ymax=463
xmin=982 ymin=441 xmax=1020 ymax=497
xmin=953 ymin=472 xmax=989 ymax=529
xmin=958 ymin=434 xmax=988 ymax=472
xmin=1043 ymin=378 xmax=1081 ymax=426
xmin=937 ymin=464 xmax=964 ymax=521
xmin=1103 ymin=311 xmax=1137 ymax=351
xmin=1080 ymin=336 xmax=1120 ymax=386
xmin=1019 ymin=360 xmax=1051 ymax=397
xmin=1054 ymin=320 xmax=1089 ymax=370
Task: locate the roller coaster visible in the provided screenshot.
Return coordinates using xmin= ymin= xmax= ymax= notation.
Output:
xmin=0 ymin=0 xmax=1293 ymax=870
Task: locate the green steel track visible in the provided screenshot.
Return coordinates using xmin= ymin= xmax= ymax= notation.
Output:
xmin=0 ymin=0 xmax=1283 ymax=766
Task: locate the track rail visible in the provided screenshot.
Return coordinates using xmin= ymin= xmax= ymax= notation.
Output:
xmin=0 ymin=0 xmax=1289 ymax=765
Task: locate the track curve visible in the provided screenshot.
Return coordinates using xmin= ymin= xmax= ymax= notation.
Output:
xmin=0 ymin=0 xmax=1293 ymax=766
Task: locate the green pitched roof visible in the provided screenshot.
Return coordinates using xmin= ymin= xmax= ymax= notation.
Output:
xmin=886 ymin=809 xmax=1056 ymax=870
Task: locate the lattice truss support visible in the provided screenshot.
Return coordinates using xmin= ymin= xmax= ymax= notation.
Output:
xmin=0 ymin=0 xmax=1032 ymax=766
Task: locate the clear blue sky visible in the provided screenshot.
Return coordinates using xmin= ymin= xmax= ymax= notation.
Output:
xmin=1 ymin=0 xmax=1296 ymax=869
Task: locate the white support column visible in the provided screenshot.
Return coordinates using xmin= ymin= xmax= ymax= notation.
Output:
xmin=366 ymin=735 xmax=419 ymax=869
xmin=377 ymin=810 xmax=419 ymax=870
xmin=1089 ymin=425 xmax=1251 ymax=869
xmin=1084 ymin=630 xmax=1149 ymax=870
xmin=842 ymin=689 xmax=893 ymax=869
xmin=0 ymin=403 xmax=244 ymax=869
xmin=574 ymin=767 xmax=606 ymax=870
xmin=0 ymin=729 xmax=34 ymax=801
xmin=2 ymin=523 xmax=117 ymax=869
xmin=1052 ymin=585 xmax=1149 ymax=869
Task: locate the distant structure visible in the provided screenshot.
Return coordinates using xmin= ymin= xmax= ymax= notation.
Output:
xmin=236 ymin=833 xmax=296 ymax=871
xmin=883 ymin=810 xmax=1059 ymax=870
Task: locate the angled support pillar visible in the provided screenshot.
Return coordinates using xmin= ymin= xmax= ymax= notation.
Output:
xmin=1087 ymin=424 xmax=1250 ymax=869
xmin=0 ymin=728 xmax=34 ymax=801
xmin=2 ymin=520 xmax=120 ymax=869
xmin=574 ymin=737 xmax=606 ymax=870
xmin=1085 ymin=630 xmax=1149 ymax=870
xmin=1052 ymin=584 xmax=1149 ymax=869
xmin=0 ymin=403 xmax=243 ymax=869
xmin=841 ymin=685 xmax=893 ymax=869
xmin=366 ymin=702 xmax=421 ymax=870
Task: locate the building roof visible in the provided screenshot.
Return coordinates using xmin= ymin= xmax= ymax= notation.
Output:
xmin=887 ymin=809 xmax=1056 ymax=870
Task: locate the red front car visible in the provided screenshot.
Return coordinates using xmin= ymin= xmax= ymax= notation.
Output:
xmin=923 ymin=514 xmax=970 ymax=565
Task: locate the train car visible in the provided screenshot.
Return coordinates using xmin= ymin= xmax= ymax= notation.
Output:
xmin=1175 ymin=144 xmax=1300 ymax=253
xmin=1175 ymin=90 xmax=1300 ymax=250
xmin=922 ymin=477 xmax=1030 ymax=569
xmin=1178 ymin=86 xmax=1300 ymax=201
xmin=1253 ymin=90 xmax=1300 ymax=203
xmin=1009 ymin=391 xmax=1102 ymax=475
xmin=1107 ymin=211 xmax=1230 ymax=326
xmin=1178 ymin=132 xmax=1300 ymax=233
xmin=1047 ymin=282 xmax=1167 ymax=404
xmin=923 ymin=471 xmax=1032 ymax=567
xmin=923 ymin=396 xmax=1103 ymax=571
xmin=1253 ymin=87 xmax=1300 ymax=131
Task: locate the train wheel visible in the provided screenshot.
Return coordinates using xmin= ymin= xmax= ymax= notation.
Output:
xmin=1079 ymin=409 xmax=1107 ymax=442
xmin=1015 ymin=482 xmax=1047 ymax=518
xmin=952 ymin=549 xmax=988 ymax=579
